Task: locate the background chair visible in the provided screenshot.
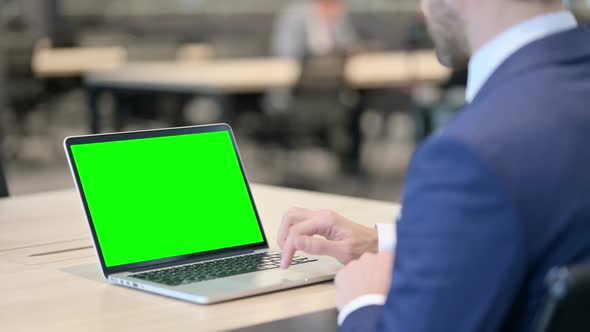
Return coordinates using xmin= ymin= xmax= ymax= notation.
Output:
xmin=269 ymin=55 xmax=355 ymax=153
xmin=0 ymin=158 xmax=9 ymax=198
xmin=533 ymin=264 xmax=590 ymax=332
xmin=3 ymin=26 xmax=46 ymax=139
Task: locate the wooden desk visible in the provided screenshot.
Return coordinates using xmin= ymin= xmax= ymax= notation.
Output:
xmin=84 ymin=58 xmax=300 ymax=133
xmin=84 ymin=51 xmax=449 ymax=134
xmin=346 ymin=50 xmax=450 ymax=88
xmin=86 ymin=58 xmax=300 ymax=94
xmin=85 ymin=51 xmax=449 ymax=93
xmin=0 ymin=185 xmax=399 ymax=331
xmin=32 ymin=47 xmax=127 ymax=78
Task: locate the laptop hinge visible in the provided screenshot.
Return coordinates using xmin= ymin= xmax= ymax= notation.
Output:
xmin=119 ymin=247 xmax=269 ymax=274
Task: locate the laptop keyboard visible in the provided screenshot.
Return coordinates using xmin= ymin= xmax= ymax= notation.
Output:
xmin=129 ymin=252 xmax=317 ymax=286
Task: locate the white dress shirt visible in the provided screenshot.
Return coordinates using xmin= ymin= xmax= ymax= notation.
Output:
xmin=466 ymin=10 xmax=577 ymax=102
xmin=338 ymin=10 xmax=578 ymax=326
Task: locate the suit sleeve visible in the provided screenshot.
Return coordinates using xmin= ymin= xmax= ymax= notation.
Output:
xmin=340 ymin=137 xmax=526 ymax=332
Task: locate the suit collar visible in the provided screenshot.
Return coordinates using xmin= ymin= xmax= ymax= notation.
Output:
xmin=470 ymin=25 xmax=590 ymax=105
xmin=467 ymin=11 xmax=578 ymax=103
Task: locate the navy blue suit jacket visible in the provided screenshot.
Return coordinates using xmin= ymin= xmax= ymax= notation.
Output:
xmin=342 ymin=27 xmax=590 ymax=332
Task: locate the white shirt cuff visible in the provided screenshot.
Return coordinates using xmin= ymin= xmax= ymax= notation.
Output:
xmin=375 ymin=223 xmax=396 ymax=252
xmin=337 ymin=294 xmax=387 ymax=326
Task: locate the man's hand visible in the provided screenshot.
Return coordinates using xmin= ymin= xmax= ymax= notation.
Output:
xmin=335 ymin=252 xmax=394 ymax=310
xmin=278 ymin=207 xmax=378 ymax=269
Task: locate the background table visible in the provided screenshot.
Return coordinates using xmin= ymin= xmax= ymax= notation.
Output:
xmin=86 ymin=58 xmax=300 ymax=94
xmin=84 ymin=58 xmax=300 ymax=134
xmin=85 ymin=51 xmax=448 ymax=93
xmin=0 ymin=184 xmax=399 ymax=331
xmin=345 ymin=50 xmax=450 ymax=88
xmin=33 ymin=46 xmax=128 ymax=78
xmin=82 ymin=51 xmax=449 ymax=175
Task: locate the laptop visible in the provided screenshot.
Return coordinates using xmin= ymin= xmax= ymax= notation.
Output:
xmin=64 ymin=123 xmax=341 ymax=304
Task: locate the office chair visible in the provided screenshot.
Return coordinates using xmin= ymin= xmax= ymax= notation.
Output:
xmin=273 ymin=55 xmax=354 ymax=152
xmin=3 ymin=28 xmax=46 ymax=138
xmin=533 ymin=264 xmax=590 ymax=332
xmin=0 ymin=158 xmax=8 ymax=198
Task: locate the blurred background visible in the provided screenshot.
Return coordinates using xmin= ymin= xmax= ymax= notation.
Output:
xmin=1 ymin=0 xmax=588 ymax=201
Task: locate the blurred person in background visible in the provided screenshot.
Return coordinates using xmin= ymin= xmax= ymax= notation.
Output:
xmin=272 ymin=0 xmax=359 ymax=60
xmin=266 ymin=0 xmax=360 ymax=112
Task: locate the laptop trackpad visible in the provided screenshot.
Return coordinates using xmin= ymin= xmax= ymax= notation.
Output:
xmin=232 ymin=269 xmax=308 ymax=288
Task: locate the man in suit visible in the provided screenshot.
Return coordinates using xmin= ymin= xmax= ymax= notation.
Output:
xmin=277 ymin=0 xmax=590 ymax=331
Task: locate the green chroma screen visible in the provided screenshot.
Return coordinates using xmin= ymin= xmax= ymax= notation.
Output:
xmin=70 ymin=130 xmax=264 ymax=267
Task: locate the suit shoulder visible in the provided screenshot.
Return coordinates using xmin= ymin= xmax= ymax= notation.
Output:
xmin=445 ymin=67 xmax=587 ymax=157
xmin=437 ymin=67 xmax=590 ymax=204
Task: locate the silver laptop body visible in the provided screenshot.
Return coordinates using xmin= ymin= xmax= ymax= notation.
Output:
xmin=64 ymin=123 xmax=341 ymax=304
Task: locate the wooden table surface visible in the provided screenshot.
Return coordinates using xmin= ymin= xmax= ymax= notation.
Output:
xmin=345 ymin=50 xmax=450 ymax=88
xmin=33 ymin=47 xmax=127 ymax=78
xmin=85 ymin=58 xmax=301 ymax=93
xmin=0 ymin=184 xmax=399 ymax=331
xmin=84 ymin=51 xmax=449 ymax=92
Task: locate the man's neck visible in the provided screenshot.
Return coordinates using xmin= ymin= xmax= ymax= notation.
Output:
xmin=467 ymin=2 xmax=565 ymax=54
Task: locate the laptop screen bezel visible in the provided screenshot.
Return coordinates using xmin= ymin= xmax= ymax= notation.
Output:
xmin=64 ymin=124 xmax=269 ymax=276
